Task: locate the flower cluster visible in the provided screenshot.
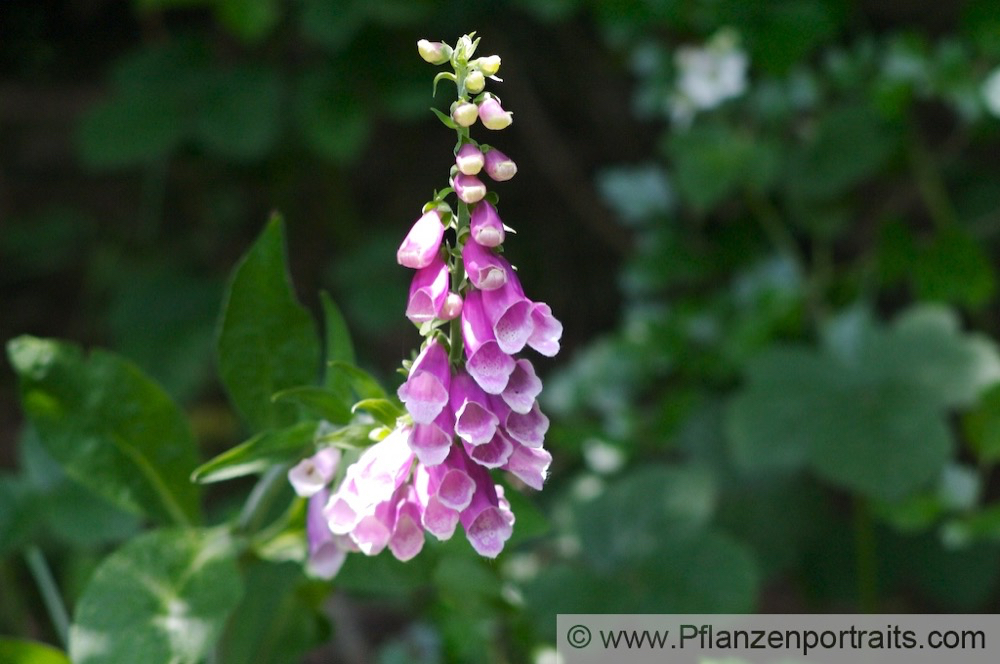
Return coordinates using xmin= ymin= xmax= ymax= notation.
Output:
xmin=290 ymin=34 xmax=561 ymax=577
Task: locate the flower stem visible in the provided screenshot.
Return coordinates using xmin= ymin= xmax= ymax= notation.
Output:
xmin=853 ymin=496 xmax=878 ymax=612
xmin=24 ymin=546 xmax=70 ymax=647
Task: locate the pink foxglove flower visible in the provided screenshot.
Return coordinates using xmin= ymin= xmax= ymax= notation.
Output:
xmin=462 ymin=239 xmax=507 ymax=290
xmin=502 ymin=443 xmax=552 ymax=490
xmin=456 ymin=143 xmax=485 ymax=175
xmin=483 ymin=148 xmax=517 ymax=182
xmin=306 ymin=489 xmax=352 ymax=579
xmin=470 ymin=201 xmax=505 ymax=248
xmin=450 ymin=369 xmax=500 ymax=446
xmin=452 ymin=101 xmax=479 ymax=127
xmin=288 ymin=447 xmax=341 ymax=497
xmin=397 ymin=210 xmax=444 ymax=269
xmin=462 ymin=289 xmax=516 ymax=394
xmin=501 ymin=359 xmax=543 ymax=414
xmin=408 ymin=407 xmax=455 ymax=466
xmin=456 ymin=449 xmax=514 ymax=557
xmin=439 ymin=292 xmax=464 ymax=321
xmin=478 ymin=96 xmax=513 ymax=130
xmin=405 ymin=255 xmax=449 ymax=323
xmin=397 ymin=338 xmax=451 ymax=424
xmin=454 ymin=173 xmax=486 ymax=204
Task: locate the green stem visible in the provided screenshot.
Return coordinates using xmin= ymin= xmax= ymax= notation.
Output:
xmin=853 ymin=497 xmax=878 ymax=612
xmin=25 ymin=546 xmax=70 ymax=647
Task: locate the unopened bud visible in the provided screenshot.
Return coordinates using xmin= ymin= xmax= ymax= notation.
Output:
xmin=439 ymin=292 xmax=464 ymax=321
xmin=476 ymin=55 xmax=502 ymax=77
xmin=478 ymin=96 xmax=512 ymax=130
xmin=451 ymin=101 xmax=479 ymax=127
xmin=454 ymin=173 xmax=487 ymax=204
xmin=456 ymin=143 xmax=485 ymax=175
xmin=418 ymin=39 xmax=452 ymax=65
xmin=465 ymin=69 xmax=486 ymax=95
xmin=470 ymin=201 xmax=505 ymax=247
xmin=483 ymin=148 xmax=517 ymax=181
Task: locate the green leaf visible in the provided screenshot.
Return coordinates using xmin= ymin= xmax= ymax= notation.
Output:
xmin=0 ymin=475 xmax=37 ymax=556
xmin=327 ymin=361 xmax=388 ymax=400
xmin=351 ymin=398 xmax=404 ymax=428
xmin=217 ymin=561 xmax=328 ymax=664
xmin=429 ymin=107 xmax=458 ymax=129
xmin=272 ymin=386 xmax=352 ymax=424
xmin=727 ymin=305 xmax=1000 ymax=500
xmin=68 ymin=528 xmax=243 ymax=664
xmin=0 ymin=639 xmax=70 ymax=664
xmin=7 ymin=336 xmax=200 ymax=525
xmin=194 ymin=66 xmax=282 ymax=159
xmin=217 ymin=216 xmax=321 ymax=432
xmin=315 ymin=422 xmax=378 ymax=449
xmin=191 ymin=421 xmax=318 ymax=483
xmin=914 ymin=226 xmax=996 ymax=309
xmin=964 ymin=384 xmax=1000 ymax=462
xmin=215 ymin=0 xmax=281 ymax=43
xmin=320 ymin=291 xmax=355 ymax=408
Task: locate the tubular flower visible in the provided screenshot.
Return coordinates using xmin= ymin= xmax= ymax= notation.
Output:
xmin=397 ymin=209 xmax=445 ymax=269
xmin=295 ymin=34 xmax=561 ymax=575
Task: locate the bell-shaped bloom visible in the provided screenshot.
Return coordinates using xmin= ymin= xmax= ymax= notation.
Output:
xmin=408 ymin=407 xmax=455 ymax=466
xmin=501 ymin=359 xmax=542 ymax=414
xmin=481 ymin=271 xmax=534 ymax=354
xmin=465 ymin=429 xmax=514 ymax=469
xmin=474 ymin=55 xmax=501 ymax=77
xmin=397 ymin=338 xmax=451 ymax=424
xmin=397 ymin=210 xmax=444 ymax=269
xmin=470 ymin=201 xmax=505 ymax=248
xmin=450 ymin=369 xmax=500 ymax=446
xmin=462 ymin=240 xmax=507 ymax=291
xmin=456 ymin=143 xmax=485 ymax=175
xmin=452 ymin=101 xmax=479 ymax=127
xmin=306 ymin=489 xmax=351 ymax=579
xmin=439 ymin=292 xmax=464 ymax=321
xmin=405 ymin=255 xmax=449 ymax=324
xmin=417 ymin=39 xmax=451 ymax=65
xmin=462 ymin=290 xmax=516 ymax=395
xmin=503 ymin=400 xmax=550 ymax=449
xmin=456 ymin=448 xmax=514 ymax=557
xmin=483 ymin=148 xmax=517 ymax=182
xmin=324 ymin=427 xmax=414 ymax=537
xmin=478 ymin=96 xmax=513 ymax=130
xmin=388 ymin=487 xmax=425 ymax=561
xmin=465 ymin=69 xmax=486 ymax=94
xmin=502 ymin=443 xmax=552 ymax=491
xmin=412 ymin=448 xmax=476 ymax=540
xmin=527 ymin=302 xmax=563 ymax=357
xmin=454 ymin=173 xmax=486 ymax=204
xmin=288 ymin=447 xmax=341 ymax=497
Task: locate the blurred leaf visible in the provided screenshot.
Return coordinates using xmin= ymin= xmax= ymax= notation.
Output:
xmin=315 ymin=422 xmax=378 ymax=449
xmin=299 ymin=0 xmax=365 ymax=50
xmin=296 ymin=70 xmax=371 ymax=163
xmin=728 ymin=305 xmax=1000 ymax=500
xmin=785 ymin=103 xmax=897 ymax=201
xmin=195 ymin=66 xmax=282 ymax=159
xmin=0 ymin=475 xmax=36 ymax=556
xmin=7 ymin=336 xmax=201 ymax=525
xmin=215 ymin=0 xmax=281 ymax=42
xmin=666 ymin=124 xmax=779 ymax=210
xmin=321 ymin=292 xmax=356 ymax=409
xmin=191 ymin=421 xmax=318 ymax=483
xmin=0 ymin=639 xmax=70 ymax=664
xmin=964 ymin=384 xmax=1000 ymax=462
xmin=914 ymin=226 xmax=996 ymax=309
xmin=327 ymin=362 xmax=388 ymax=401
xmin=575 ymin=466 xmax=716 ymax=572
xmin=217 ymin=216 xmax=321 ymax=431
xmin=272 ymin=386 xmax=352 ymax=424
xmin=68 ymin=528 xmax=243 ymax=664
xmin=886 ymin=531 xmax=1000 ymax=610
xmin=217 ymin=561 xmax=327 ymax=664
xmin=737 ymin=0 xmax=844 ymax=73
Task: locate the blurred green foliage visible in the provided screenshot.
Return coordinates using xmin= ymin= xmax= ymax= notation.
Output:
xmin=6 ymin=0 xmax=1000 ymax=663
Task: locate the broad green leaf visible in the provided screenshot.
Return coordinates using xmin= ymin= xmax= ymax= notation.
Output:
xmin=0 ymin=639 xmax=70 ymax=664
xmin=914 ymin=226 xmax=996 ymax=309
xmin=217 ymin=561 xmax=328 ymax=664
xmin=68 ymin=528 xmax=243 ymax=664
xmin=191 ymin=421 xmax=318 ymax=483
xmin=217 ymin=216 xmax=321 ymax=432
xmin=0 ymin=475 xmax=36 ymax=556
xmin=727 ymin=305 xmax=1000 ymax=500
xmin=351 ymin=398 xmax=404 ymax=428
xmin=7 ymin=336 xmax=200 ymax=526
xmin=321 ymin=291 xmax=355 ymax=409
xmin=315 ymin=422 xmax=378 ymax=449
xmin=272 ymin=386 xmax=352 ymax=424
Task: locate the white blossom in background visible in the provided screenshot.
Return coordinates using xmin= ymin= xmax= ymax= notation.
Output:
xmin=670 ymin=28 xmax=749 ymax=127
xmin=981 ymin=66 xmax=1000 ymax=118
